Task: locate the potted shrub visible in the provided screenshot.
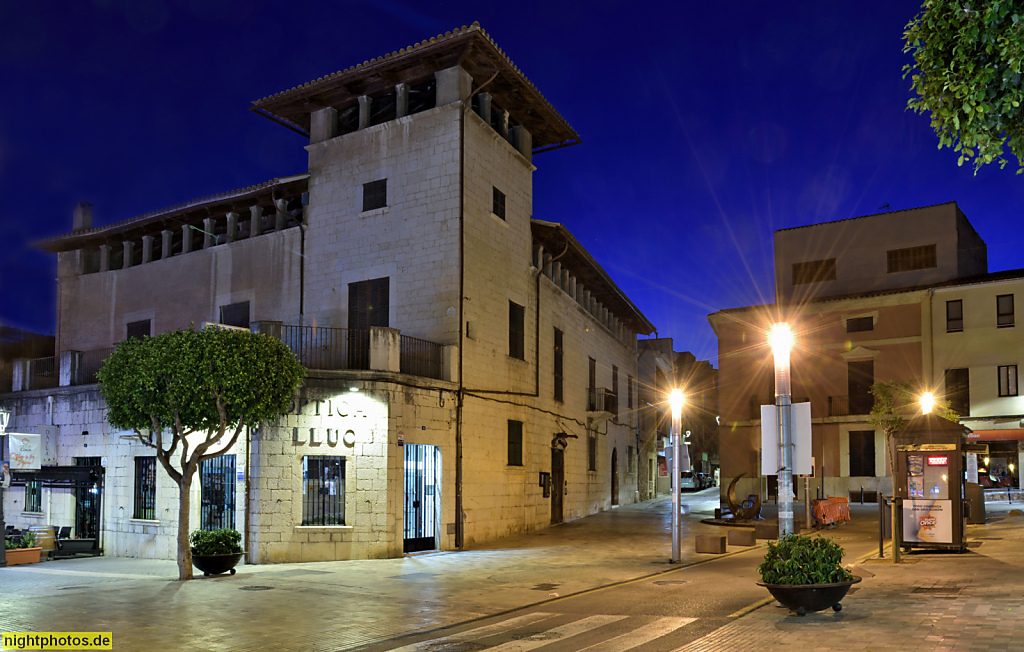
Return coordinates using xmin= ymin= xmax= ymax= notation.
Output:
xmin=756 ymin=534 xmax=861 ymax=616
xmin=190 ymin=528 xmax=244 ymax=576
xmin=5 ymin=531 xmax=43 ymax=565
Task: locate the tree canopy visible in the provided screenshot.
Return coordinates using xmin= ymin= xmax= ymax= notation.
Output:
xmin=903 ymin=0 xmax=1024 ymax=173
xmin=98 ymin=326 xmax=305 ymax=579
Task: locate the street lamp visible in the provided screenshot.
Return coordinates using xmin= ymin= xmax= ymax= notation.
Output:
xmin=670 ymin=389 xmax=685 ymax=562
xmin=770 ymin=323 xmax=795 ymax=536
xmin=0 ymin=405 xmax=10 ymax=567
xmin=920 ymin=392 xmax=935 ymax=415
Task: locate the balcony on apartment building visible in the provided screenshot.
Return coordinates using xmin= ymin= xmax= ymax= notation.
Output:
xmin=3 ymin=323 xmax=454 ymax=392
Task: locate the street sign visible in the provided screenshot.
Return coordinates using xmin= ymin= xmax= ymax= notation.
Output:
xmin=760 ymin=403 xmax=812 ymax=476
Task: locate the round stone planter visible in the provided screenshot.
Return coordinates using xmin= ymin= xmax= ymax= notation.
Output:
xmin=757 ymin=576 xmax=861 ymax=616
xmin=191 ymin=552 xmax=244 ymax=576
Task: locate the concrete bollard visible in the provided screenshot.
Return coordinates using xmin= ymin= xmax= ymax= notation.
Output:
xmin=727 ymin=529 xmax=756 ymax=547
xmin=696 ymin=534 xmax=727 ymax=554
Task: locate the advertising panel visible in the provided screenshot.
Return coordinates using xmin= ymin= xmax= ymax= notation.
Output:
xmin=7 ymin=433 xmax=41 ymax=470
xmin=903 ymin=498 xmax=953 ymax=544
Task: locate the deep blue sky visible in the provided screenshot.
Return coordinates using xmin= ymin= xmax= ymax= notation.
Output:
xmin=3 ymin=1 xmax=1023 ymax=364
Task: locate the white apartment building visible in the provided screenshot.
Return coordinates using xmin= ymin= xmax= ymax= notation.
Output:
xmin=2 ymin=24 xmax=654 ymax=563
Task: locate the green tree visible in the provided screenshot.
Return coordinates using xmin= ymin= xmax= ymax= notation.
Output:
xmin=98 ymin=326 xmax=305 ymax=580
xmin=903 ymin=1 xmax=1024 ymax=173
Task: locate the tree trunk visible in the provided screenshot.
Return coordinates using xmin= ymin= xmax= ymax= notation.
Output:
xmin=177 ymin=475 xmax=193 ymax=580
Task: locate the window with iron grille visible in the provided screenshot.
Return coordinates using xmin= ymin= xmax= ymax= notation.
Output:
xmin=363 ymin=179 xmax=387 ymax=211
xmin=220 ymin=301 xmax=250 ymax=328
xmin=792 ymin=258 xmax=836 ymax=286
xmin=126 ymin=319 xmax=151 ymax=340
xmin=945 ymin=368 xmax=970 ymax=417
xmin=588 ymin=435 xmax=597 ymax=471
xmin=848 ymin=430 xmax=875 ymax=477
xmin=509 ymin=300 xmax=525 ymax=360
xmin=997 ymin=294 xmax=1015 ymax=328
xmin=588 ymin=357 xmax=597 ymax=409
xmin=846 ymin=316 xmax=873 ymax=333
xmin=302 ymin=456 xmax=346 ymax=525
xmin=886 ymin=244 xmax=937 ymax=273
xmin=612 ymin=365 xmax=619 ymax=417
xmin=507 ymin=420 xmax=523 ymax=466
xmin=553 ymin=328 xmax=563 ymax=402
xmin=999 ymin=365 xmax=1018 ymax=397
xmin=134 ymin=456 xmax=157 ymax=520
xmin=946 ymin=299 xmax=963 ymax=333
xmin=493 ymin=187 xmax=506 ymax=220
xmin=25 ymin=477 xmax=42 ymax=512
xmin=627 ymin=374 xmax=634 ymax=409
xmin=200 ymin=455 xmax=236 ymax=531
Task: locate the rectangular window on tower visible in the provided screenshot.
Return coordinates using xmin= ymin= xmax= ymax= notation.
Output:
xmin=611 ymin=365 xmax=619 ymax=417
xmin=588 ymin=435 xmax=597 ymax=472
xmin=492 ymin=187 xmax=506 ymax=220
xmin=553 ymin=328 xmax=563 ymax=402
xmin=362 ymin=179 xmax=387 ymax=211
xmin=507 ymin=420 xmax=523 ymax=466
xmin=509 ymin=301 xmax=525 ymax=360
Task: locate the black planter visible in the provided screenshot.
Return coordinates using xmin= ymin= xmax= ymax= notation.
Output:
xmin=757 ymin=577 xmax=861 ymax=616
xmin=191 ymin=552 xmax=244 ymax=576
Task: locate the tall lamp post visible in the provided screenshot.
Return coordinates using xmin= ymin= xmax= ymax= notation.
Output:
xmin=0 ymin=405 xmax=10 ymax=567
xmin=670 ymin=389 xmax=685 ymax=562
xmin=770 ymin=323 xmax=795 ymax=537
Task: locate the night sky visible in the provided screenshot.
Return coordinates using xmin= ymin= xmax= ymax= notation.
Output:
xmin=3 ymin=1 xmax=1023 ymax=364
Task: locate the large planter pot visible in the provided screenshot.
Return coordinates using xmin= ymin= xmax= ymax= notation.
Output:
xmin=192 ymin=552 xmax=244 ymax=576
xmin=57 ymin=538 xmax=98 ymax=556
xmin=757 ymin=577 xmax=861 ymax=616
xmin=5 ymin=547 xmax=43 ymax=566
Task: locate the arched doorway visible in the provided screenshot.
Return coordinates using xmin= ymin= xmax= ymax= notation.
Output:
xmin=611 ymin=447 xmax=619 ymax=505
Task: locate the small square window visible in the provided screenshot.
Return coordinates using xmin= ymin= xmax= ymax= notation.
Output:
xmin=997 ymin=294 xmax=1014 ymax=328
xmin=946 ymin=300 xmax=963 ymax=333
xmin=363 ymin=179 xmax=387 ymax=212
xmin=493 ymin=187 xmax=506 ymax=220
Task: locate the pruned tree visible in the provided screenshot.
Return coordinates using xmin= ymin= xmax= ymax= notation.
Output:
xmin=903 ymin=1 xmax=1024 ymax=173
xmin=98 ymin=326 xmax=305 ymax=580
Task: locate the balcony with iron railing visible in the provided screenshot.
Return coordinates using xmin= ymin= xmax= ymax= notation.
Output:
xmin=5 ymin=324 xmax=453 ymax=392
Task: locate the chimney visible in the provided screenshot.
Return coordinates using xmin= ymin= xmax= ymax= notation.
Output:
xmin=73 ymin=202 xmax=93 ymax=232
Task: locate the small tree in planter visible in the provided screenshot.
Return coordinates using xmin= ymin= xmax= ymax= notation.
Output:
xmin=190 ymin=528 xmax=244 ymax=576
xmin=98 ymin=326 xmax=304 ymax=580
xmin=757 ymin=534 xmax=859 ymax=615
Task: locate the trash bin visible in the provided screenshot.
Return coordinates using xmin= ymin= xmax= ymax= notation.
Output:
xmin=964 ymin=482 xmax=986 ymax=525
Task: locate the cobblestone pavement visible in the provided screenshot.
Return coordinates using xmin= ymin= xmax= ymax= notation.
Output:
xmin=1 ymin=495 xmax=1022 ymax=651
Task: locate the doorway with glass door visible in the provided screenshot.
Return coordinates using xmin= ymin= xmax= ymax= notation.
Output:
xmin=404 ymin=444 xmax=441 ymax=553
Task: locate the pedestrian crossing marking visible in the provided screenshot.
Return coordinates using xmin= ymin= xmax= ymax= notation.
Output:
xmin=575 ymin=616 xmax=697 ymax=652
xmin=486 ymin=614 xmax=628 ymax=651
xmin=387 ymin=612 xmax=559 ymax=651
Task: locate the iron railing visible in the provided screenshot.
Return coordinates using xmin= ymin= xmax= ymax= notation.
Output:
xmin=400 ymin=335 xmax=443 ymax=380
xmin=829 ymin=395 xmax=849 ymax=417
xmin=29 ymin=356 xmax=58 ymax=390
xmin=281 ymin=325 xmax=369 ymax=371
xmin=75 ymin=348 xmax=114 ymax=385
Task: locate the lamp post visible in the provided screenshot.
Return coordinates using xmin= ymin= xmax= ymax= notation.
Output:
xmin=920 ymin=392 xmax=934 ymax=415
xmin=670 ymin=389 xmax=684 ymax=562
xmin=0 ymin=405 xmax=10 ymax=567
xmin=769 ymin=323 xmax=795 ymax=537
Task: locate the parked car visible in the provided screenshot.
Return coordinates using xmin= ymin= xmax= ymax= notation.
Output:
xmin=679 ymin=471 xmax=698 ymax=491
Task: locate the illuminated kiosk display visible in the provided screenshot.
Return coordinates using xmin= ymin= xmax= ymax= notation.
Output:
xmin=893 ymin=413 xmax=970 ymax=552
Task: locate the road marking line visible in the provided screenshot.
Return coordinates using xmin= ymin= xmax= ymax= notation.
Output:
xmin=487 ymin=614 xmax=629 ymax=651
xmin=387 ymin=613 xmax=559 ymax=651
xmin=727 ymin=596 xmax=774 ymax=618
xmin=575 ymin=616 xmax=697 ymax=652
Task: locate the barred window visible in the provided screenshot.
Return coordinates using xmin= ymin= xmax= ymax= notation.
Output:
xmin=887 ymin=244 xmax=936 ymax=273
xmin=200 ymin=455 xmax=236 ymax=531
xmin=126 ymin=319 xmax=151 ymax=340
xmin=509 ymin=300 xmax=525 ymax=360
xmin=792 ymin=258 xmax=836 ymax=286
xmin=588 ymin=435 xmax=597 ymax=471
xmin=507 ymin=420 xmax=523 ymax=466
xmin=134 ymin=456 xmax=157 ymax=520
xmin=363 ymin=179 xmax=387 ymax=211
xmin=946 ymin=300 xmax=963 ymax=333
xmin=25 ymin=477 xmax=42 ymax=512
xmin=553 ymin=328 xmax=563 ymax=402
xmin=302 ymin=456 xmax=345 ymax=525
xmin=999 ymin=365 xmax=1018 ymax=397
xmin=493 ymin=187 xmax=506 ymax=220
xmin=997 ymin=294 xmax=1015 ymax=328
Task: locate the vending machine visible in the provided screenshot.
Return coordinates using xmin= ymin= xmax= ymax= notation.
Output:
xmin=893 ymin=414 xmax=970 ymax=552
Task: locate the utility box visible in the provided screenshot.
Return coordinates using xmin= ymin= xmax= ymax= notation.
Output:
xmin=893 ymin=414 xmax=970 ymax=552
xmin=964 ymin=482 xmax=986 ymax=525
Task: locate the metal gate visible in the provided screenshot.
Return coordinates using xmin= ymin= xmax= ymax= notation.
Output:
xmin=200 ymin=455 xmax=236 ymax=531
xmin=74 ymin=457 xmax=103 ymax=540
xmin=404 ymin=444 xmax=440 ymax=553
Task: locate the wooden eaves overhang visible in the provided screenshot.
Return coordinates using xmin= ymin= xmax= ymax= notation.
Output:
xmin=532 ymin=219 xmax=656 ymax=336
xmin=34 ymin=175 xmax=310 ymax=254
xmin=250 ymin=22 xmax=581 ymax=155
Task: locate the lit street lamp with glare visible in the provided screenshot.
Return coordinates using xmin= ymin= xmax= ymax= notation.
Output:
xmin=920 ymin=392 xmax=935 ymax=415
xmin=770 ymin=323 xmax=796 ymax=537
xmin=670 ymin=389 xmax=685 ymax=562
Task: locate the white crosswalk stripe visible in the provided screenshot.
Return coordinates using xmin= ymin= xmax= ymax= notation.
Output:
xmin=387 ymin=613 xmax=697 ymax=651
xmin=575 ymin=617 xmax=697 ymax=652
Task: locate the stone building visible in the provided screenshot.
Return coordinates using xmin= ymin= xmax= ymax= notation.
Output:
xmin=1 ymin=24 xmax=654 ymax=563
xmin=710 ymin=202 xmax=1011 ymax=502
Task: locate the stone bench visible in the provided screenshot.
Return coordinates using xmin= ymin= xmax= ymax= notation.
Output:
xmin=696 ymin=534 xmax=727 ymax=554
xmin=727 ymin=529 xmax=756 ymax=547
